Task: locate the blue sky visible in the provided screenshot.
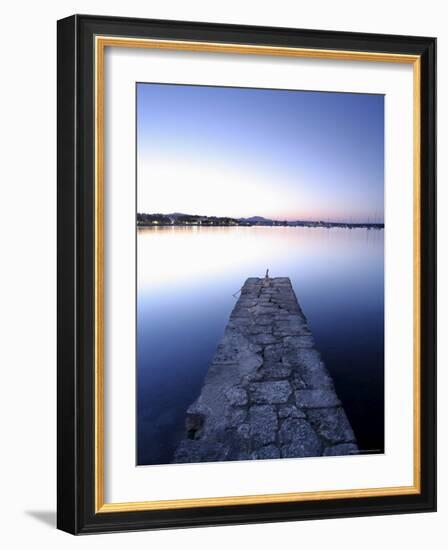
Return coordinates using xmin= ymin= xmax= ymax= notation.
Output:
xmin=137 ymin=83 xmax=384 ymax=223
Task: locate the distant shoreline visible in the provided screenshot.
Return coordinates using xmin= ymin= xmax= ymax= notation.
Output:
xmin=137 ymin=212 xmax=384 ymax=230
xmin=137 ymin=223 xmax=384 ymax=229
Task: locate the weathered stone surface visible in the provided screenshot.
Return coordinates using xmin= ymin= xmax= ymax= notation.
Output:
xmin=284 ymin=335 xmax=315 ymax=349
xmin=264 ymin=344 xmax=283 ymax=362
xmin=273 ymin=319 xmax=310 ymax=336
xmin=252 ymin=333 xmax=280 ymax=346
xmin=291 ymin=371 xmax=307 ymax=390
xmin=251 ymin=445 xmax=281 ymax=460
xmin=185 ymin=411 xmax=205 ymax=439
xmin=280 ymin=418 xmax=323 ymax=457
xmin=226 ymin=408 xmax=247 ymax=428
xmin=258 ymin=363 xmax=292 ymax=380
xmin=172 ymin=277 xmax=358 ymax=464
xmin=249 ymin=405 xmax=278 ymax=446
xmin=295 ymin=389 xmax=341 ymax=409
xmin=174 ymin=440 xmax=230 ymax=463
xmin=285 ymin=347 xmax=335 ymax=389
xmin=307 ymin=408 xmax=356 ymax=444
xmin=278 ymin=404 xmax=306 ymax=419
xmin=225 ymin=386 xmax=248 ymax=406
xmin=281 ymin=439 xmax=323 ymax=458
xmin=250 ymin=381 xmax=293 ymax=404
xmin=236 ymin=423 xmax=251 ymax=440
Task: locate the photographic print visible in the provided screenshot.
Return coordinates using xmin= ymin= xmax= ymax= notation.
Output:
xmin=136 ymin=83 xmax=385 ymax=466
xmin=58 ymin=17 xmax=436 ymax=533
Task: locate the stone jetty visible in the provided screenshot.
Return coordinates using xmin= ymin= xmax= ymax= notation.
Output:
xmin=172 ymin=277 xmax=358 ymax=463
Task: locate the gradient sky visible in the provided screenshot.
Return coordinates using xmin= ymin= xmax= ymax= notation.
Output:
xmin=137 ymin=83 xmax=384 ymax=223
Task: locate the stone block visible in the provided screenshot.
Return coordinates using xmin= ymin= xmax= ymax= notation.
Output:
xmin=295 ymin=389 xmax=341 ymax=408
xmin=250 ymin=381 xmax=293 ymax=404
xmin=249 ymin=405 xmax=278 ymax=446
xmin=307 ymin=407 xmax=356 ymax=444
xmin=279 ymin=418 xmax=323 ymax=457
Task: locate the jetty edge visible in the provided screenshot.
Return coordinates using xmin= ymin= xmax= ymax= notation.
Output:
xmin=172 ymin=276 xmax=358 ymax=463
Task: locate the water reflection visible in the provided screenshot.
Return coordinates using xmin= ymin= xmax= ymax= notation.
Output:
xmin=137 ymin=226 xmax=384 ymax=465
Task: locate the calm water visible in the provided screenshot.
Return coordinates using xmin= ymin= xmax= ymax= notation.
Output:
xmin=137 ymin=226 xmax=384 ymax=465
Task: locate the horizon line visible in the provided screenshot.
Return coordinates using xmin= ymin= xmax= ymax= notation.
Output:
xmin=136 ymin=212 xmax=385 ymax=225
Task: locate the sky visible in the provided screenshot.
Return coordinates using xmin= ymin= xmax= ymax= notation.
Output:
xmin=137 ymin=83 xmax=384 ymax=223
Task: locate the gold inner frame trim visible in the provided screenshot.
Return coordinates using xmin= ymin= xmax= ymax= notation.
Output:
xmin=94 ymin=35 xmax=421 ymax=513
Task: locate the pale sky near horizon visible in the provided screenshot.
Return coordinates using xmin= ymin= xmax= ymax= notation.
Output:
xmin=137 ymin=83 xmax=384 ymax=223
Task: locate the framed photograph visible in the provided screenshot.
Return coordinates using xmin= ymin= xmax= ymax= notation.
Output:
xmin=57 ymin=15 xmax=436 ymax=534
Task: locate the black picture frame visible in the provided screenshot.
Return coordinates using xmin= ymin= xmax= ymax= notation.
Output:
xmin=57 ymin=14 xmax=436 ymax=534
